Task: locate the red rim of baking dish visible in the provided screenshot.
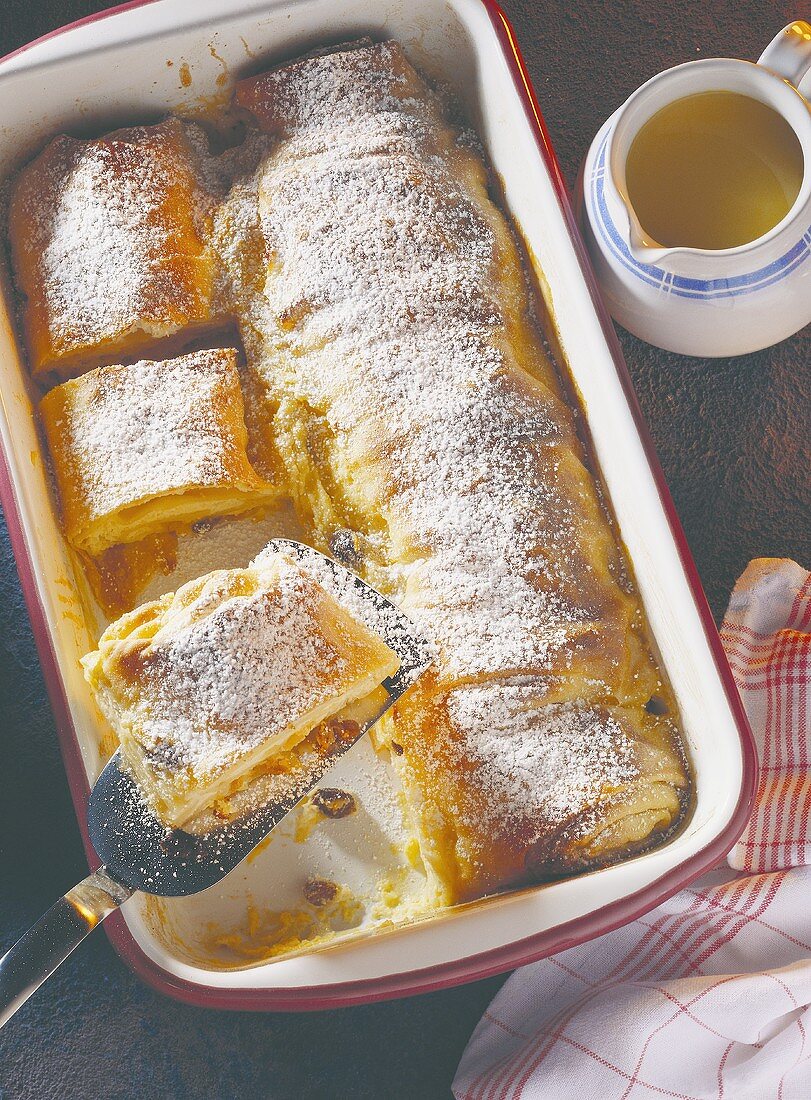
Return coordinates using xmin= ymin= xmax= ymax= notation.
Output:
xmin=0 ymin=0 xmax=758 ymax=1011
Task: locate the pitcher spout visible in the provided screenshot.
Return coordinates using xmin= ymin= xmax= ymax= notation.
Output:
xmin=606 ymin=166 xmax=694 ymax=266
xmin=626 ymin=217 xmax=690 ymax=267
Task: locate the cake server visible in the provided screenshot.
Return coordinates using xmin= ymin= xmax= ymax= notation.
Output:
xmin=0 ymin=539 xmax=433 ymax=1027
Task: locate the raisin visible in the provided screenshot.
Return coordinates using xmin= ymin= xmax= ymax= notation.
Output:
xmin=312 ymin=788 xmax=356 ymax=819
xmin=391 ymin=741 xmax=404 ymax=756
xmin=313 ymin=722 xmax=336 ymax=754
xmin=329 ymin=528 xmax=364 ymax=568
xmin=644 ymin=695 xmax=669 ymax=716
xmin=312 ymin=718 xmax=360 ymax=755
xmin=303 ymin=878 xmax=339 ymax=907
xmin=332 ymin=718 xmax=361 ymax=744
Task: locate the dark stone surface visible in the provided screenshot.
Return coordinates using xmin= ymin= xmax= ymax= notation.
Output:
xmin=0 ymin=1 xmax=807 ymax=1097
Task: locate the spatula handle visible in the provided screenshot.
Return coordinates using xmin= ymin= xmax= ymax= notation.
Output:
xmin=0 ymin=866 xmax=133 ymax=1028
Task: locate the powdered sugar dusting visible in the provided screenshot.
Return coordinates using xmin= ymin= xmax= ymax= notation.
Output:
xmin=40 ymin=145 xmax=148 ymax=345
xmin=251 ymin=540 xmax=435 ymax=690
xmin=121 ymin=554 xmax=374 ymax=782
xmin=224 ymin=43 xmax=613 ymax=682
xmin=446 ymin=685 xmax=639 ymax=835
xmin=236 ymin=40 xmax=432 ymax=140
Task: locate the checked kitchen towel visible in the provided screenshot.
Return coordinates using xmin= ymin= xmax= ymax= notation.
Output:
xmin=454 ymin=558 xmax=811 ymax=1100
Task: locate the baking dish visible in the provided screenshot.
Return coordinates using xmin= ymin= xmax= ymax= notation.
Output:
xmin=0 ymin=0 xmax=756 ymax=1009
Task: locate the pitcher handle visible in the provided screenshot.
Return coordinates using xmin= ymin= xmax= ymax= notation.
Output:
xmin=759 ymin=20 xmax=811 ymax=95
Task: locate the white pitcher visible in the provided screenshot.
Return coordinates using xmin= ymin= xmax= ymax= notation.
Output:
xmin=580 ymin=21 xmax=811 ymax=357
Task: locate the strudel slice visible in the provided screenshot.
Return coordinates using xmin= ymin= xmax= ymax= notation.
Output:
xmin=39 ymin=348 xmax=271 ymax=557
xmin=82 ymin=550 xmax=400 ymax=828
xmin=9 ymin=118 xmax=219 ymax=379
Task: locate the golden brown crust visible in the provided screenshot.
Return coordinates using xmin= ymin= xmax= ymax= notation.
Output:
xmin=382 ymin=673 xmax=685 ymax=902
xmin=9 ymin=118 xmax=220 ymax=378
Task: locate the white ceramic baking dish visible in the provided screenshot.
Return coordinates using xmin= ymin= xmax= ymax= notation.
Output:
xmin=0 ymin=0 xmax=756 ymax=1009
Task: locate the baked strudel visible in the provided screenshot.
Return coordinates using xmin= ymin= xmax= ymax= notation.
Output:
xmin=82 ymin=549 xmax=400 ymax=827
xmin=228 ymin=40 xmax=689 ymax=902
xmin=39 ymin=348 xmax=271 ymax=557
xmin=9 ymin=38 xmax=693 ymax=923
xmin=9 ymin=118 xmax=219 ymax=379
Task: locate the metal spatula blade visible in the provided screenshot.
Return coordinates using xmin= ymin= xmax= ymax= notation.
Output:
xmin=0 ymin=540 xmax=432 ymax=1027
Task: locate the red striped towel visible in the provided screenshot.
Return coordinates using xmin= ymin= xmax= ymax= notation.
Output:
xmin=454 ymin=558 xmax=811 ymax=1100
